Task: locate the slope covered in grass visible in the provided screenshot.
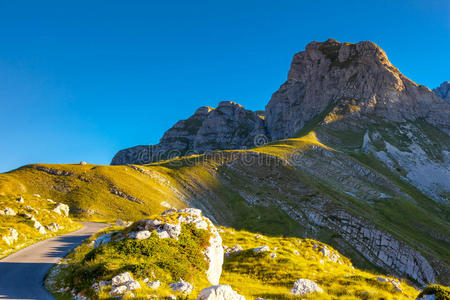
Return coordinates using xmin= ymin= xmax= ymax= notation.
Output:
xmin=0 ymin=130 xmax=449 ymax=285
xmin=0 ymin=192 xmax=81 ymax=258
xmin=45 ymin=213 xmax=421 ymax=300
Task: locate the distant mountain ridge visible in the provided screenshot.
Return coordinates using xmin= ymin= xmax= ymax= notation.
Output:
xmin=111 ymin=102 xmax=267 ymax=165
xmin=112 ymin=39 xmax=449 ymax=165
xmin=111 ymin=39 xmax=450 ymax=203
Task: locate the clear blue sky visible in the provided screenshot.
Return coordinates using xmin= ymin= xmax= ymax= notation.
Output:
xmin=0 ymin=0 xmax=449 ymax=172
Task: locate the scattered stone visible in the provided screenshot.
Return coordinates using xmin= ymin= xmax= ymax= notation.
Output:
xmin=25 ymin=206 xmax=39 ymax=214
xmin=94 ymin=233 xmax=113 ymax=248
xmin=92 ymin=281 xmax=111 ymax=293
xmin=3 ymin=207 xmax=16 ymax=216
xmin=362 ymin=291 xmax=376 ymax=295
xmin=46 ymin=223 xmax=60 ymax=232
xmin=162 ymin=223 xmax=182 ymax=239
xmin=109 ymin=272 xmax=141 ymax=296
xmin=110 ymin=285 xmax=127 ymax=295
xmin=156 ymin=230 xmax=170 ymax=239
xmin=375 ymin=277 xmax=390 ymax=283
xmin=80 ymin=161 xmax=87 ymax=165
xmin=253 ymin=246 xmax=270 ymax=253
xmin=225 ymin=245 xmax=243 ymax=257
xmin=47 ymin=199 xmax=56 ymax=204
xmin=290 ymin=279 xmax=324 ymax=296
xmin=112 ymin=272 xmax=133 ymax=286
xmin=146 ymin=280 xmax=160 ymax=289
xmin=160 ymin=201 xmax=171 ymax=208
xmin=294 ymin=250 xmax=300 ymax=255
xmin=32 ymin=194 xmax=41 ymax=198
xmin=270 ymin=253 xmax=277 ymax=259
xmin=2 ymin=228 xmax=19 ymax=245
xmin=16 ymin=197 xmax=24 ymax=204
xmin=128 ymin=230 xmax=151 ymax=240
xmin=33 ymin=220 xmax=47 ymax=234
xmin=53 ymin=203 xmax=70 ymax=216
xmin=169 ymin=279 xmax=194 ymax=294
xmin=197 ymin=284 xmax=246 ymax=300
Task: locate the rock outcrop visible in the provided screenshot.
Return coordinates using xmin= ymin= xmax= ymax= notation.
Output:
xmin=433 ymin=81 xmax=450 ymax=103
xmin=111 ymin=101 xmax=267 ymax=165
xmin=198 ymin=285 xmax=245 ymax=300
xmin=290 ymin=279 xmax=323 ymax=296
xmin=265 ymin=39 xmax=450 ymax=139
xmin=111 ymin=40 xmax=449 ymax=168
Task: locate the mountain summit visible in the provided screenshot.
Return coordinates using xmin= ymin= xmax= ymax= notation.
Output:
xmin=265 ymin=39 xmax=449 ymax=139
xmin=112 ymin=39 xmax=449 ymax=165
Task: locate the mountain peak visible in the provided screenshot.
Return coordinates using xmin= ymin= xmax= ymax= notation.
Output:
xmin=266 ymin=39 xmax=450 ymax=140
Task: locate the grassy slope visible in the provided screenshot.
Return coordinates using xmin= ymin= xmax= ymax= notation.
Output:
xmin=0 ymin=128 xmax=449 ymax=284
xmin=0 ymin=191 xmax=82 ymax=258
xmin=46 ymin=221 xmax=421 ymax=300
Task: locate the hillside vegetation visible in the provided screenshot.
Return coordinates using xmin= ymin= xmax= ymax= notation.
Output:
xmin=0 ymin=129 xmax=449 ymax=285
xmin=46 ymin=209 xmax=425 ymax=300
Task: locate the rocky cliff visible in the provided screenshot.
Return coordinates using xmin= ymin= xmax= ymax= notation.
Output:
xmin=111 ymin=101 xmax=267 ymax=165
xmin=113 ymin=39 xmax=449 ymax=164
xmin=112 ymin=39 xmax=450 ymax=204
xmin=265 ymin=39 xmax=449 ymax=139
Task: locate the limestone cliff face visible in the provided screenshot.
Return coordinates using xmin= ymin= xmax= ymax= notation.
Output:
xmin=434 ymin=81 xmax=450 ymax=103
xmin=265 ymin=39 xmax=450 ymax=139
xmin=111 ymin=101 xmax=267 ymax=165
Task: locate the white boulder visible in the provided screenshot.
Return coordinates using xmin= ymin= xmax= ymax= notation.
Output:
xmin=2 ymin=228 xmax=19 ymax=245
xmin=169 ymin=279 xmax=194 ymax=294
xmin=25 ymin=206 xmax=39 ymax=214
xmin=128 ymin=230 xmax=151 ymax=240
xmin=163 ymin=223 xmax=182 ymax=239
xmin=32 ymin=219 xmax=46 ymax=234
xmin=290 ymin=279 xmax=324 ymax=296
xmin=111 ymin=272 xmax=134 ymax=286
xmin=53 ymin=203 xmax=70 ymax=216
xmin=146 ymin=280 xmax=160 ymax=289
xmin=3 ymin=207 xmax=16 ymax=216
xmin=94 ymin=233 xmax=113 ymax=248
xmin=109 ymin=272 xmax=141 ymax=295
xmin=46 ymin=223 xmax=60 ymax=232
xmin=253 ymin=246 xmax=269 ymax=253
xmin=197 ymin=285 xmax=245 ymax=300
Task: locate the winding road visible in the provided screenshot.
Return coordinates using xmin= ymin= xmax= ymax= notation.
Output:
xmin=0 ymin=222 xmax=107 ymax=300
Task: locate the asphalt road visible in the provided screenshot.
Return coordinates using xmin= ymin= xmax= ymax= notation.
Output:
xmin=0 ymin=222 xmax=107 ymax=300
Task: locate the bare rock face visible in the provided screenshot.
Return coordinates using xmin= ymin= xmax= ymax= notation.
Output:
xmin=265 ymin=39 xmax=450 ymax=139
xmin=111 ymin=102 xmax=267 ymax=165
xmin=433 ymin=81 xmax=450 ymax=103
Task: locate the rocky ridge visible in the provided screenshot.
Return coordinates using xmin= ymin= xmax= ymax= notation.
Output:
xmin=112 ymin=39 xmax=449 ymax=164
xmin=111 ymin=39 xmax=449 ymax=203
xmin=111 ymin=101 xmax=266 ymax=165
